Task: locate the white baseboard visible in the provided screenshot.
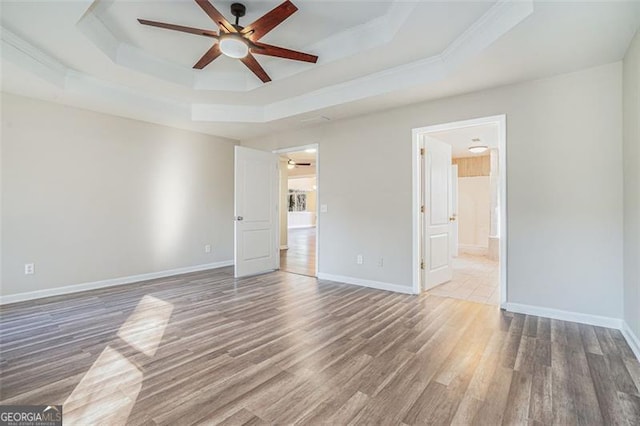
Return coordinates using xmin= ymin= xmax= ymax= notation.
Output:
xmin=0 ymin=260 xmax=234 ymax=305
xmin=317 ymin=273 xmax=415 ymax=295
xmin=622 ymin=322 xmax=640 ymax=361
xmin=503 ymin=302 xmax=624 ymax=329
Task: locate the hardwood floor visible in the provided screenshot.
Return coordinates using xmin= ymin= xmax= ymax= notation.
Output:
xmin=1 ymin=267 xmax=639 ymax=425
xmin=280 ymin=227 xmax=316 ymax=277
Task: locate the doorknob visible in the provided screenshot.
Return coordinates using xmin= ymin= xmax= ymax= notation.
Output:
xmin=235 ymin=216 xmax=244 ymax=221
xmin=449 ymin=216 xmax=456 ymax=222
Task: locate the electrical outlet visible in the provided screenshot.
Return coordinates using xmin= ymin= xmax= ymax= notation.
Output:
xmin=377 ymin=257 xmax=384 ymax=267
xmin=204 ymin=244 xmax=212 ymax=253
xmin=24 ymin=263 xmax=35 ymax=275
xmin=356 ymin=254 xmax=363 ymax=265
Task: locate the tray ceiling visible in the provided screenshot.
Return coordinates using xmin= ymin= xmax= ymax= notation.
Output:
xmin=1 ymin=0 xmax=639 ymax=140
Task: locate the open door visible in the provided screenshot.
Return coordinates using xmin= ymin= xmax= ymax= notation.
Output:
xmin=423 ymin=136 xmax=454 ymax=290
xmin=234 ymin=146 xmax=279 ymax=278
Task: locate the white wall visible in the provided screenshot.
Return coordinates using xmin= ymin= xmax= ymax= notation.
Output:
xmin=1 ymin=93 xmax=236 ymax=298
xmin=288 ymin=177 xmax=317 ymax=192
xmin=242 ymin=62 xmax=624 ymax=319
xmin=624 ymin=31 xmax=640 ymax=337
xmin=458 ymin=176 xmax=490 ymax=251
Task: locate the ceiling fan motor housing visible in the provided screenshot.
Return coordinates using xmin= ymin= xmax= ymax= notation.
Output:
xmin=230 ymin=3 xmax=246 ymax=17
xmin=231 ymin=3 xmax=246 ymax=28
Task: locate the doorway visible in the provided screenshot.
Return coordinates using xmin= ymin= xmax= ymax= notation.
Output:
xmin=412 ymin=115 xmax=507 ymax=307
xmin=275 ymin=145 xmax=318 ymax=277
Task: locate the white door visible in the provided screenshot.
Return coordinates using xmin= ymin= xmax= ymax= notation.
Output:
xmin=450 ymin=164 xmax=459 ymax=257
xmin=234 ymin=146 xmax=279 ymax=278
xmin=423 ymin=136 xmax=453 ymax=290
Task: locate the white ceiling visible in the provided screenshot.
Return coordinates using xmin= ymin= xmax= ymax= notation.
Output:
xmin=429 ymin=123 xmax=499 ymax=158
xmin=1 ymin=1 xmax=639 ymax=141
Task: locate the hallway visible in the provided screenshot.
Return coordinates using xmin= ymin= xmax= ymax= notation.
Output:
xmin=280 ymin=227 xmax=316 ymax=276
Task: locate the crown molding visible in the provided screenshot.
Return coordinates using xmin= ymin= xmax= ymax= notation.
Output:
xmin=1 ymin=27 xmax=68 ymax=88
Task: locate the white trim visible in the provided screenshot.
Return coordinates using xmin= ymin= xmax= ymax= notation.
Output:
xmin=412 ymin=131 xmax=422 ymax=295
xmin=622 ymin=322 xmax=640 ymax=361
xmin=1 ymin=27 xmax=68 ymax=88
xmin=0 ymin=260 xmax=234 ymax=305
xmin=503 ymin=302 xmax=623 ymax=329
xmin=412 ymin=114 xmax=507 ymax=305
xmin=280 ymin=245 xmax=289 ymax=250
xmin=497 ymin=115 xmax=508 ymax=305
xmin=317 ymin=273 xmax=415 ymax=295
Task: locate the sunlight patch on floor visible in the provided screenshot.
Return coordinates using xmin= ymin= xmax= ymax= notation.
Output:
xmin=117 ymin=295 xmax=174 ymax=357
xmin=63 ymin=295 xmax=173 ymax=424
xmin=63 ymin=346 xmax=142 ymax=425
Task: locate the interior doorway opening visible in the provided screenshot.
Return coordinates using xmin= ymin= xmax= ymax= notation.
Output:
xmin=276 ymin=145 xmax=318 ymax=277
xmin=412 ymin=115 xmax=507 ymax=307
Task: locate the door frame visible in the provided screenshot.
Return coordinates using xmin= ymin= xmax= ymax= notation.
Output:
xmin=411 ymin=115 xmax=507 ymax=307
xmin=273 ymin=143 xmax=320 ymax=277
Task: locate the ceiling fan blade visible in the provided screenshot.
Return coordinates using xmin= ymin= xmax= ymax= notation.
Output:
xmin=241 ymin=0 xmax=297 ymax=41
xmin=194 ymin=0 xmax=237 ymax=33
xmin=251 ymin=42 xmax=317 ymax=63
xmin=138 ymin=19 xmax=219 ymax=38
xmin=193 ymin=43 xmax=223 ymax=69
xmin=239 ymin=53 xmax=271 ymax=83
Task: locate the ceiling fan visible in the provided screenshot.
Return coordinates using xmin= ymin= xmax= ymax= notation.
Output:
xmin=138 ymin=0 xmax=318 ymax=83
xmin=287 ymin=158 xmax=312 ymax=169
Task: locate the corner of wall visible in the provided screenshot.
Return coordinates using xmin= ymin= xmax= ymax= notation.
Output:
xmin=622 ymin=29 xmax=640 ymax=345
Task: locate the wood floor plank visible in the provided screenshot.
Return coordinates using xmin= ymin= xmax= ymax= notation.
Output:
xmin=502 ymin=370 xmax=533 ymax=425
xmin=1 ymin=267 xmax=640 ymax=425
xmin=586 ymin=352 xmax=628 ymax=425
xmin=528 ymin=363 xmax=553 ymax=425
xmin=551 ymin=340 xmax=578 ymax=426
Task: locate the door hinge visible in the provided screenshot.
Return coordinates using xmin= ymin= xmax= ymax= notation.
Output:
xmin=420 ymin=205 xmax=425 ymax=213
xmin=420 ymin=148 xmax=425 ymax=156
xmin=420 ymin=260 xmax=425 ymax=270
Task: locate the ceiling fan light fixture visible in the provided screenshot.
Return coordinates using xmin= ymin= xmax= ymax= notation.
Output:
xmin=468 ymin=138 xmax=488 ymax=154
xmin=219 ymin=34 xmax=249 ymax=58
xmin=468 ymin=145 xmax=489 ymax=154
